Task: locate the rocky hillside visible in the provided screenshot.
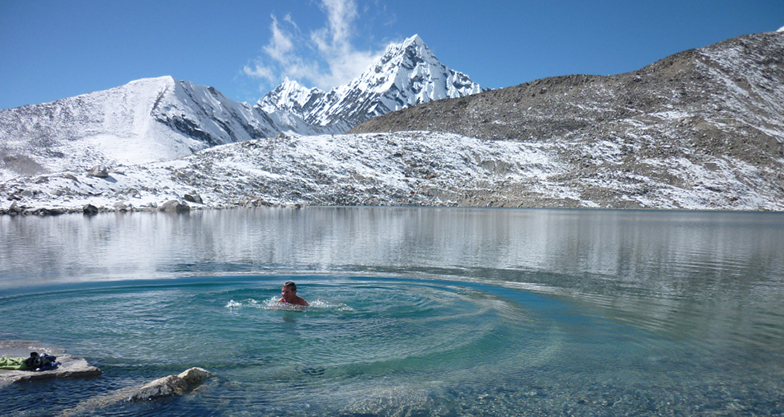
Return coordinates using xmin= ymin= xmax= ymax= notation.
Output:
xmin=352 ymin=31 xmax=784 ymax=209
xmin=0 ymin=131 xmax=573 ymax=215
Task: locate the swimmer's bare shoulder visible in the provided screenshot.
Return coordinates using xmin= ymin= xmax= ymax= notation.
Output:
xmin=278 ymin=295 xmax=309 ymax=306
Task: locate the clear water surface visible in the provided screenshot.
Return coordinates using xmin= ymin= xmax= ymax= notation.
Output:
xmin=0 ymin=207 xmax=782 ymax=416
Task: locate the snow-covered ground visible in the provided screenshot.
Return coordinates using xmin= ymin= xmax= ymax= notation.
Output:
xmin=0 ymin=132 xmax=558 ymax=213
xmin=2 ymin=130 xmax=781 ymax=215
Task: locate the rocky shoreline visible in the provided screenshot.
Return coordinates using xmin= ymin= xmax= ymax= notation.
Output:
xmin=1 ymin=199 xmax=200 ymax=217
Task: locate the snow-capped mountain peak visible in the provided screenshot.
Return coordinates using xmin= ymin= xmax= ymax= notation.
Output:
xmin=257 ymin=34 xmax=484 ymax=130
xmin=355 ymin=34 xmax=482 ymax=103
xmin=257 ymin=77 xmax=326 ymax=115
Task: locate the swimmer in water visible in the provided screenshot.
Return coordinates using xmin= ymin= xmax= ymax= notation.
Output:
xmin=278 ymin=281 xmax=309 ymax=306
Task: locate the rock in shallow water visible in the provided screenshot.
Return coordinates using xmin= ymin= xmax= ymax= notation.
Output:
xmin=82 ymin=203 xmax=100 ymax=215
xmin=57 ymin=367 xmax=212 ymax=416
xmin=128 ymin=367 xmax=212 ymax=401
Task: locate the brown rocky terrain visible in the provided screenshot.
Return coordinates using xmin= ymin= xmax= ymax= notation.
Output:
xmin=352 ymin=32 xmax=784 ymax=209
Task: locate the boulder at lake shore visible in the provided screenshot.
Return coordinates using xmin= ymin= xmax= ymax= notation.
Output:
xmin=159 ymin=199 xmax=190 ymax=213
xmin=0 ymin=341 xmax=102 ymax=387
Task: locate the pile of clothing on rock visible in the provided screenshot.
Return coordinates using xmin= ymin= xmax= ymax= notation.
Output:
xmin=0 ymin=352 xmax=60 ymax=371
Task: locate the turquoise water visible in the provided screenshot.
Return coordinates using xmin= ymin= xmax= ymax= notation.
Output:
xmin=1 ymin=208 xmax=783 ymax=416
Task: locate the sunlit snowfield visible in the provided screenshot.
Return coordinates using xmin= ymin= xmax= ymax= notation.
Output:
xmin=1 ymin=207 xmax=783 ymax=416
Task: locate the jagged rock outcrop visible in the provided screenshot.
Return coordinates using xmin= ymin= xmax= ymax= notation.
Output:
xmin=86 ymin=165 xmax=110 ymax=178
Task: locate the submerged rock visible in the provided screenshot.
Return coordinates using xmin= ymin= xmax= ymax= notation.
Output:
xmin=58 ymin=367 xmax=212 ymax=416
xmin=128 ymin=367 xmax=211 ymax=401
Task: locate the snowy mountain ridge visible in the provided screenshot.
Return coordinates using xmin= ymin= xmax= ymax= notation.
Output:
xmin=0 ymin=76 xmax=298 ymax=181
xmin=256 ymin=78 xmax=324 ymax=115
xmin=0 ymin=35 xmax=481 ymax=182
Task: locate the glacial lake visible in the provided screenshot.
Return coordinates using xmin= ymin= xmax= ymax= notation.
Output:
xmin=1 ymin=207 xmax=783 ymax=416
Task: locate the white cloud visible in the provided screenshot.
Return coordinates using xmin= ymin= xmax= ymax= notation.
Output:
xmin=263 ymin=14 xmax=295 ymax=62
xmin=242 ymin=63 xmax=274 ymax=83
xmin=317 ymin=0 xmax=358 ymax=46
xmin=243 ymin=0 xmax=383 ymax=95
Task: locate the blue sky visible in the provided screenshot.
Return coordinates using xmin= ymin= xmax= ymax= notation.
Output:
xmin=1 ymin=0 xmax=782 ymax=110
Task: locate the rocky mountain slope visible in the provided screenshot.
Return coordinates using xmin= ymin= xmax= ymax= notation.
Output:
xmin=0 ymin=131 xmax=563 ymax=215
xmin=258 ymin=35 xmax=484 ymax=130
xmin=351 ymin=31 xmax=784 ymax=209
xmin=3 ymin=125 xmax=781 ymax=216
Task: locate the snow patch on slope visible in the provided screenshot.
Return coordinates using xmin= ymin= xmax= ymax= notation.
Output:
xmin=0 ymin=77 xmax=203 ymax=180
